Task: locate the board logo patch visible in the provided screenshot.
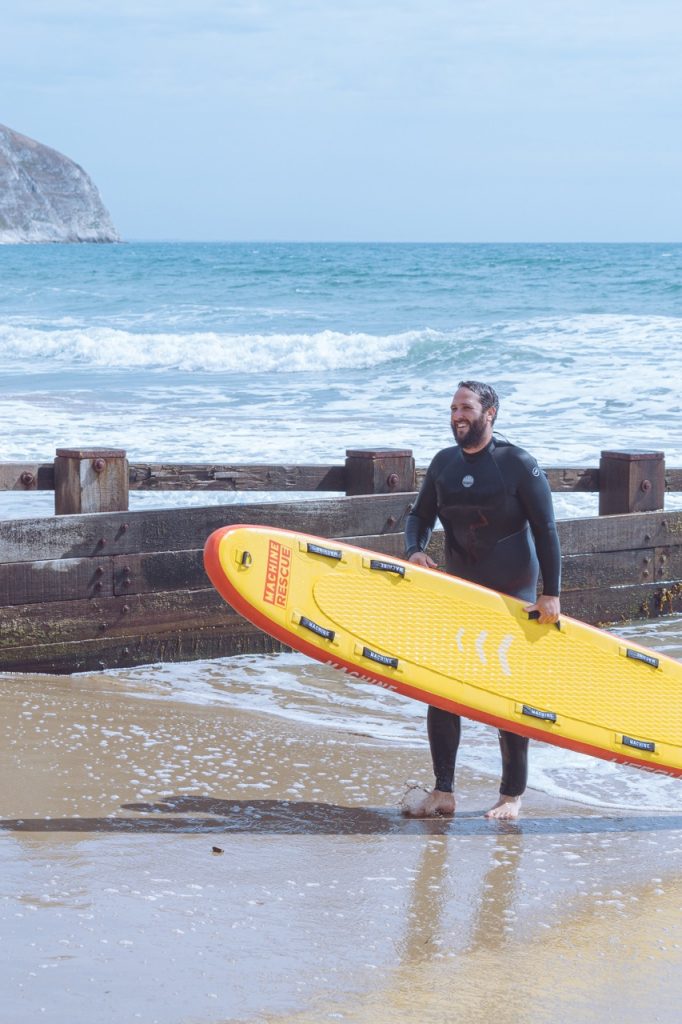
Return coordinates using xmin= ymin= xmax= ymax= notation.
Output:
xmin=462 ymin=474 xmax=474 ymax=488
xmin=263 ymin=540 xmax=292 ymax=608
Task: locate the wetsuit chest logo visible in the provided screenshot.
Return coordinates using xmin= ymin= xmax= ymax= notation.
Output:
xmin=462 ymin=474 xmax=474 ymax=488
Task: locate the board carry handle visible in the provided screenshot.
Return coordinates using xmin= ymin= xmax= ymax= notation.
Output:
xmin=527 ymin=610 xmax=562 ymax=631
xmin=368 ymin=558 xmax=406 ymax=577
xmin=520 ymin=703 xmax=557 ymax=723
xmin=299 ymin=615 xmax=336 ymax=642
xmin=361 ymin=646 xmax=399 ymax=669
xmin=620 ymin=734 xmax=656 ymax=754
xmin=624 ymin=648 xmax=659 ymax=669
xmin=305 ymin=542 xmax=343 ymax=560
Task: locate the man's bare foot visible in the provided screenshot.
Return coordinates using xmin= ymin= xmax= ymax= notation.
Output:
xmin=484 ymin=795 xmax=522 ymax=819
xmin=400 ymin=787 xmax=456 ymax=818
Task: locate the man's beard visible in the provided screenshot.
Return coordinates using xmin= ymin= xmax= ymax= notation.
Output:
xmin=452 ymin=414 xmax=489 ymax=450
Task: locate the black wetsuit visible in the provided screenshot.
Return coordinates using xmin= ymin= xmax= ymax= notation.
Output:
xmin=404 ymin=436 xmax=561 ymax=797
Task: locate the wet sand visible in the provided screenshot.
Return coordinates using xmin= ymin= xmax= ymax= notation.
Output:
xmin=2 ymin=670 xmax=682 ymax=1024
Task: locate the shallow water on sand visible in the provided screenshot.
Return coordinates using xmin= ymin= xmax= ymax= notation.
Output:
xmin=2 ymin=668 xmax=682 ymax=1024
xmin=73 ymin=611 xmax=682 ymax=818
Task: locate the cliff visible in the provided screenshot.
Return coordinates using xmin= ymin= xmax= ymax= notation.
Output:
xmin=0 ymin=123 xmax=120 ymax=243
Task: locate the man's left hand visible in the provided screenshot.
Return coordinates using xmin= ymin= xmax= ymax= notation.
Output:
xmin=524 ymin=594 xmax=561 ymax=625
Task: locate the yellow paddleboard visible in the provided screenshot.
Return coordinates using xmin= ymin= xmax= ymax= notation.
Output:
xmin=204 ymin=524 xmax=682 ymax=779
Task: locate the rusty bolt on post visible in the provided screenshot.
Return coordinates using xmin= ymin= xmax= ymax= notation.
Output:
xmin=93 ymin=458 xmax=107 ymax=473
xmin=20 ymin=471 xmax=35 ymax=487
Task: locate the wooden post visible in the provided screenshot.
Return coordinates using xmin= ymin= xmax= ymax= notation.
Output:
xmin=598 ymin=450 xmax=665 ymax=515
xmin=344 ymin=448 xmax=416 ymax=496
xmin=54 ymin=448 xmax=129 ymax=515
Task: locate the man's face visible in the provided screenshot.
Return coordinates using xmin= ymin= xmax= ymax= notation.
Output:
xmin=450 ymin=387 xmax=495 ymax=451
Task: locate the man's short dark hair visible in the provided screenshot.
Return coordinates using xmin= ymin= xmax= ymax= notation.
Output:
xmin=458 ymin=380 xmax=499 ymax=424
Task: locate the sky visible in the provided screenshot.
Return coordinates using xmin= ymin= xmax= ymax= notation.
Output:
xmin=2 ymin=0 xmax=681 ymax=242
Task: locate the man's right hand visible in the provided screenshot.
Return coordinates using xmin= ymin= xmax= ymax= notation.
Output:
xmin=408 ymin=551 xmax=438 ymax=569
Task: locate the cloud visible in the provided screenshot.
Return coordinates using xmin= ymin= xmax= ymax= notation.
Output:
xmin=3 ymin=0 xmax=682 ymax=239
xmin=5 ymin=0 xmax=681 ymax=113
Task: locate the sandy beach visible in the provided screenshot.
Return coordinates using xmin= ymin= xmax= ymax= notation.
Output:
xmin=2 ymin=665 xmax=682 ymax=1024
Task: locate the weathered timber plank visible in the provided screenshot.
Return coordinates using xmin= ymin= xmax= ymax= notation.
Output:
xmin=560 ymin=581 xmax=682 ymax=625
xmin=0 ymin=461 xmax=680 ymax=496
xmin=0 ymin=493 xmax=416 ymax=564
xmin=0 ymin=589 xmax=231 ymax=649
xmin=0 ymin=623 xmax=285 ymax=674
xmin=544 ymin=467 xmax=599 ymax=492
xmin=0 ymin=463 xmax=55 ymax=491
xmin=0 ymin=593 xmax=100 ymax=647
xmin=560 ymin=549 xmax=655 ymax=591
xmin=556 ymin=510 xmax=682 ymax=556
xmin=113 ymin=551 xmax=206 ymax=596
xmin=0 ymin=514 xmax=129 ymax=564
xmin=667 ymin=468 xmax=682 ymax=492
xmin=655 ymin=545 xmax=682 ymax=583
xmin=0 ymin=557 xmax=113 ymax=606
xmin=128 ymin=463 xmax=346 ymax=491
xmin=340 ymin=533 xmax=408 ymax=558
xmin=54 ymin=450 xmax=128 ymax=515
xmin=48 ymin=462 xmax=682 ymax=496
xmin=3 ymin=502 xmax=675 ymax=570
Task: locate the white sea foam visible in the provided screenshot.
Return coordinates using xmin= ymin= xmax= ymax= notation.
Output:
xmin=0 ymin=324 xmax=432 ymax=373
xmin=3 ymin=311 xmax=681 ymax=376
xmin=3 ymin=310 xmax=682 ymax=472
xmin=98 ymin=640 xmax=682 ymax=815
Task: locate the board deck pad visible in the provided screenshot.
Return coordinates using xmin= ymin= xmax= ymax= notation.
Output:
xmin=204 ymin=524 xmax=682 ymax=779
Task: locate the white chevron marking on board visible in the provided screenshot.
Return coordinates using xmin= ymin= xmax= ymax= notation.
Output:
xmin=498 ymin=635 xmax=514 ymax=676
xmin=475 ymin=630 xmax=488 ymax=665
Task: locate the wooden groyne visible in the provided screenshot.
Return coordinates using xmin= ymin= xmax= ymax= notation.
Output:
xmin=1 ymin=447 xmax=681 ymax=675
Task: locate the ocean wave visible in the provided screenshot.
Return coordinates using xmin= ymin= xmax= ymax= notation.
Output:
xmin=0 ymin=324 xmax=441 ymax=373
xmin=1 ymin=313 xmax=681 ymax=375
xmin=505 ymin=312 xmax=682 ymax=351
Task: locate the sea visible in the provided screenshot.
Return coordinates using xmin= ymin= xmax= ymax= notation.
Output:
xmin=2 ymin=240 xmax=682 ymax=814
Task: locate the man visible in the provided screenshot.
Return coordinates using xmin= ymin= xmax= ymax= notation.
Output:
xmin=403 ymin=381 xmax=561 ymax=820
